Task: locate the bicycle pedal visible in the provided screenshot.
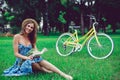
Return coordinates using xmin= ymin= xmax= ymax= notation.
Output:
xmin=72 ymin=47 xmax=77 ymax=52
xmin=73 ymin=44 xmax=81 ymax=52
xmin=76 ymin=48 xmax=81 ymax=52
xmin=77 ymin=48 xmax=81 ymax=52
xmin=74 ymin=47 xmax=79 ymax=52
xmin=72 ymin=47 xmax=76 ymax=52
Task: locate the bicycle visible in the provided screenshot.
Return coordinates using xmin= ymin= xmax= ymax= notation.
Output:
xmin=56 ymin=15 xmax=114 ymax=59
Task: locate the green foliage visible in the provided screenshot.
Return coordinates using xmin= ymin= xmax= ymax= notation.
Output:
xmin=3 ymin=11 xmax=15 ymax=21
xmin=60 ymin=0 xmax=67 ymax=7
xmin=58 ymin=11 xmax=67 ymax=24
xmin=106 ymin=24 xmax=112 ymax=30
xmin=101 ymin=17 xmax=107 ymax=22
xmin=3 ymin=11 xmax=10 ymax=17
xmin=6 ymin=15 xmax=15 ymax=21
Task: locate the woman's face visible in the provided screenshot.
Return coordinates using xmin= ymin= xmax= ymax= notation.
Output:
xmin=25 ymin=23 xmax=34 ymax=34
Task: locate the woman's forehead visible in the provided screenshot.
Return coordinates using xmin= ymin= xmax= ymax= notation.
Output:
xmin=27 ymin=23 xmax=34 ymax=25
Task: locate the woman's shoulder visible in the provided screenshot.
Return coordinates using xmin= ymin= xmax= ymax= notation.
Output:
xmin=14 ymin=34 xmax=22 ymax=39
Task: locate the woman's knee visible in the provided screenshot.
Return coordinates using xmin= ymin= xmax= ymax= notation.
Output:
xmin=32 ymin=63 xmax=42 ymax=71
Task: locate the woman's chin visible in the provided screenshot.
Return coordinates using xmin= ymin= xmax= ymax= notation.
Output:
xmin=25 ymin=31 xmax=31 ymax=34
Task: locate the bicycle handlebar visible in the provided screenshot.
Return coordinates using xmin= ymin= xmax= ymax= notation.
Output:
xmin=87 ymin=15 xmax=98 ymax=27
xmin=87 ymin=15 xmax=96 ymax=22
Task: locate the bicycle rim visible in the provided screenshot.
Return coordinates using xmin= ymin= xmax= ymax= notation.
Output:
xmin=56 ymin=33 xmax=74 ymax=56
xmin=87 ymin=33 xmax=114 ymax=59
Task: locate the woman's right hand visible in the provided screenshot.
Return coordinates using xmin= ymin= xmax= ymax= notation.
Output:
xmin=42 ymin=48 xmax=48 ymax=52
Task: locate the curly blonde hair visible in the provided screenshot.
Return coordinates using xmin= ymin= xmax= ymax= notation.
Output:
xmin=21 ymin=18 xmax=38 ymax=48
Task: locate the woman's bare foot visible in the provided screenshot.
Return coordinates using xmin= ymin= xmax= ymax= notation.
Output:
xmin=62 ymin=74 xmax=73 ymax=80
xmin=65 ymin=75 xmax=73 ymax=80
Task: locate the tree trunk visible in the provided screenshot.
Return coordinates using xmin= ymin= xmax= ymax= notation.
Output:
xmin=81 ymin=11 xmax=84 ymax=35
xmin=42 ymin=1 xmax=49 ymax=35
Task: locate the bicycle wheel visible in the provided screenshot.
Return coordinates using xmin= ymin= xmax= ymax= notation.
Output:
xmin=87 ymin=33 xmax=114 ymax=59
xmin=56 ymin=33 xmax=75 ymax=56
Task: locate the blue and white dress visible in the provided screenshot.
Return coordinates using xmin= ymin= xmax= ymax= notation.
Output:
xmin=3 ymin=44 xmax=43 ymax=76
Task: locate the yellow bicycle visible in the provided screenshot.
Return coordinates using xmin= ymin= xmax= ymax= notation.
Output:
xmin=56 ymin=15 xmax=114 ymax=59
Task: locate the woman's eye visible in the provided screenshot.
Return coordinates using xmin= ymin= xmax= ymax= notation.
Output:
xmin=27 ymin=24 xmax=34 ymax=29
xmin=28 ymin=25 xmax=30 ymax=27
xmin=31 ymin=27 xmax=34 ymax=29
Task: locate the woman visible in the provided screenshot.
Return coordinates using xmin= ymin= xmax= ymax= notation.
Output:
xmin=3 ymin=18 xmax=73 ymax=80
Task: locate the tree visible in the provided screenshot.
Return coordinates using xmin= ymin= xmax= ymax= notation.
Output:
xmin=71 ymin=0 xmax=95 ymax=35
xmin=94 ymin=0 xmax=120 ymax=33
xmin=3 ymin=0 xmax=120 ymax=34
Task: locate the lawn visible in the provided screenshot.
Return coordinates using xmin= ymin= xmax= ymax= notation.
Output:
xmin=0 ymin=34 xmax=120 ymax=80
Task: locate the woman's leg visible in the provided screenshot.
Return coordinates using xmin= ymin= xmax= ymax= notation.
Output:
xmin=32 ymin=63 xmax=52 ymax=73
xmin=39 ymin=60 xmax=73 ymax=80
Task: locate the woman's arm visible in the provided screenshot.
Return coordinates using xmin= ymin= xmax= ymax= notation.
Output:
xmin=13 ymin=34 xmax=32 ymax=60
xmin=31 ymin=44 xmax=47 ymax=57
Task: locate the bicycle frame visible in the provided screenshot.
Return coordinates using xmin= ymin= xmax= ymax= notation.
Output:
xmin=64 ymin=22 xmax=101 ymax=50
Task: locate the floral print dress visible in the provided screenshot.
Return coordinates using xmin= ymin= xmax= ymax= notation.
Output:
xmin=3 ymin=44 xmax=43 ymax=76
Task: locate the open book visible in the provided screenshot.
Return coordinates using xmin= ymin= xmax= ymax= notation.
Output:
xmin=27 ymin=48 xmax=48 ymax=57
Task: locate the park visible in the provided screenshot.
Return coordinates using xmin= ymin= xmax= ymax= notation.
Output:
xmin=0 ymin=0 xmax=120 ymax=80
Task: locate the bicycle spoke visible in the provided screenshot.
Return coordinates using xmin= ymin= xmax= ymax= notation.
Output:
xmin=56 ymin=33 xmax=75 ymax=56
xmin=87 ymin=33 xmax=114 ymax=59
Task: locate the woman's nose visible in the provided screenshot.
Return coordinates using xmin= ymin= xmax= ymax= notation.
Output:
xmin=28 ymin=27 xmax=32 ymax=30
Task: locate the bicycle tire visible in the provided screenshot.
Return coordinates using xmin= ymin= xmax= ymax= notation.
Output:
xmin=56 ymin=33 xmax=75 ymax=56
xmin=87 ymin=33 xmax=114 ymax=59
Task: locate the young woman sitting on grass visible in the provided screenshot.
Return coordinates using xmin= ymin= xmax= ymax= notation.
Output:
xmin=3 ymin=18 xmax=73 ymax=80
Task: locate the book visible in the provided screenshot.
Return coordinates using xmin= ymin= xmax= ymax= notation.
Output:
xmin=27 ymin=48 xmax=48 ymax=57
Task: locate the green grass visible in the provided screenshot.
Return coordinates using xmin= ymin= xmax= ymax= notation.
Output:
xmin=0 ymin=34 xmax=120 ymax=80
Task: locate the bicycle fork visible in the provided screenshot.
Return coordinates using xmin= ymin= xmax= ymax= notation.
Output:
xmin=93 ymin=27 xmax=102 ymax=47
